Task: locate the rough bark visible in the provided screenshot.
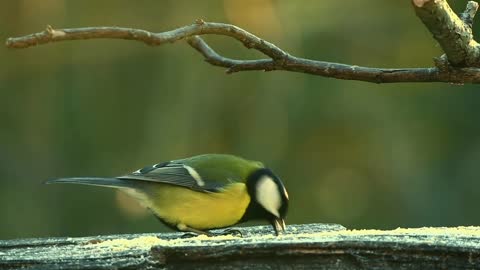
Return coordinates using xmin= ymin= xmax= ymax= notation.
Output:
xmin=413 ymin=0 xmax=480 ymax=67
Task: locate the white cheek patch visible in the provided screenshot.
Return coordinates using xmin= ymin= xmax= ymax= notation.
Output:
xmin=183 ymin=165 xmax=205 ymax=186
xmin=256 ymin=176 xmax=281 ymax=217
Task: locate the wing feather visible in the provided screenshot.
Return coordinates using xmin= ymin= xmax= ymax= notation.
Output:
xmin=117 ymin=162 xmax=222 ymax=192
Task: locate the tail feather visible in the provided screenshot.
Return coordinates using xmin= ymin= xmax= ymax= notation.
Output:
xmin=45 ymin=177 xmax=133 ymax=189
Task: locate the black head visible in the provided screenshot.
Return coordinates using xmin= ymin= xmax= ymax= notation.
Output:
xmin=242 ymin=168 xmax=289 ymax=235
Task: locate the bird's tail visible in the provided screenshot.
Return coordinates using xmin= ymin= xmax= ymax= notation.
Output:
xmin=45 ymin=177 xmax=133 ymax=189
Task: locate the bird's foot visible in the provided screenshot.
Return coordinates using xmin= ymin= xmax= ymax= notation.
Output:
xmin=180 ymin=232 xmax=199 ymax=239
xmin=180 ymin=229 xmax=242 ymax=238
xmin=217 ymin=228 xmax=243 ymax=237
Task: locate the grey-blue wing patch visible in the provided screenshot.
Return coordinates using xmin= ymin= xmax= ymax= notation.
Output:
xmin=117 ymin=162 xmax=223 ymax=192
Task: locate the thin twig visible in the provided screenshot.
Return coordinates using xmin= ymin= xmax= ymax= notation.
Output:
xmin=186 ymin=36 xmax=276 ymax=74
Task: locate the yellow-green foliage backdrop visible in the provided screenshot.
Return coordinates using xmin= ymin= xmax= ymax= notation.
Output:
xmin=1 ymin=0 xmax=479 ymax=239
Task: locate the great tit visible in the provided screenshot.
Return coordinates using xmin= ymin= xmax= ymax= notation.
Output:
xmin=46 ymin=154 xmax=289 ymax=236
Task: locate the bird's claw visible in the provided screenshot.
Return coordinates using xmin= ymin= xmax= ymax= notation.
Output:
xmin=180 ymin=232 xmax=198 ymax=239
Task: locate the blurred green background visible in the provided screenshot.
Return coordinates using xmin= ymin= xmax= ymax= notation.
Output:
xmin=1 ymin=0 xmax=480 ymax=239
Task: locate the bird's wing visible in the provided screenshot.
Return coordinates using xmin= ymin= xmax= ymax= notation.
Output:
xmin=117 ymin=161 xmax=224 ymax=192
xmin=118 ymin=154 xmax=265 ymax=193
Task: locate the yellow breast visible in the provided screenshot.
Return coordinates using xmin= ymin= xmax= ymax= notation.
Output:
xmin=133 ymin=183 xmax=251 ymax=230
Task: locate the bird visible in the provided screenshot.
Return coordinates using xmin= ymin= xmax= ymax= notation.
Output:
xmin=46 ymin=154 xmax=289 ymax=236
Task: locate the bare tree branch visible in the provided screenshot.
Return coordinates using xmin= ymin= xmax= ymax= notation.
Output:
xmin=5 ymin=1 xmax=480 ymax=84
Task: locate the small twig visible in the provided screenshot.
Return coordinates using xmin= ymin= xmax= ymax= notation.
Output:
xmin=186 ymin=36 xmax=276 ymax=74
xmin=461 ymin=1 xmax=479 ymax=27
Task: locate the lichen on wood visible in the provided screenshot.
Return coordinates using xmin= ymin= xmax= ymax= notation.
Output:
xmin=413 ymin=0 xmax=480 ymax=67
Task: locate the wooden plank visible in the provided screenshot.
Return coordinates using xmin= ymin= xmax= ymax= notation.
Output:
xmin=1 ymin=223 xmax=480 ymax=269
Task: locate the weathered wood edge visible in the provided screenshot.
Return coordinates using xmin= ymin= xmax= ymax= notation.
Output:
xmin=2 ymin=224 xmax=480 ymax=270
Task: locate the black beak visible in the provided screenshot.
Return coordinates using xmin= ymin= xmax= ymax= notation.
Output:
xmin=272 ymin=218 xmax=286 ymax=236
